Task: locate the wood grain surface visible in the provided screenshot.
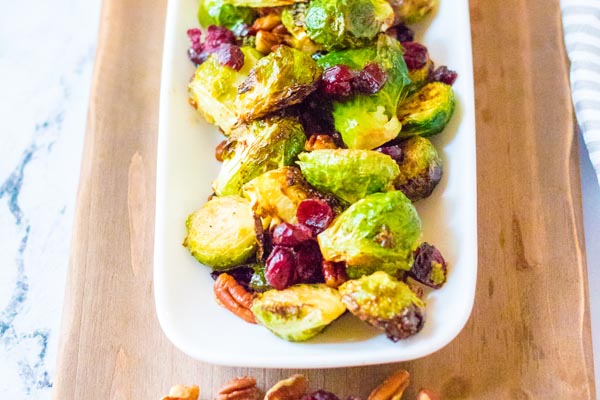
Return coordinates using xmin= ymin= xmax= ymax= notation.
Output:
xmin=53 ymin=0 xmax=596 ymax=398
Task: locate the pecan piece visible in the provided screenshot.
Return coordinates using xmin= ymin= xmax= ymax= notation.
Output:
xmin=214 ymin=273 xmax=256 ymax=324
xmin=217 ymin=377 xmax=261 ymax=400
xmin=251 ymin=14 xmax=282 ymax=32
xmin=322 ymin=261 xmax=348 ymax=289
xmin=265 ymin=374 xmax=308 ymax=400
xmin=305 ymin=134 xmax=339 ymax=151
xmin=416 ymin=389 xmax=440 ymax=400
xmin=161 ymin=384 xmax=200 ymax=400
xmin=368 ymin=370 xmax=410 ymax=400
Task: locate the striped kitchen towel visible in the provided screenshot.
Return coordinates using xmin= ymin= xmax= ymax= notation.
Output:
xmin=562 ymin=0 xmax=600 ymax=185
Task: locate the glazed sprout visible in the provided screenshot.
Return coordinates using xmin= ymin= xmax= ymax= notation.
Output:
xmin=198 ymin=0 xmax=256 ymax=30
xmin=317 ymin=191 xmax=421 ymax=278
xmin=304 ymin=0 xmax=395 ymax=51
xmin=389 ymin=0 xmax=438 ymax=25
xmin=188 ymin=46 xmax=263 ymax=135
xmin=251 ymin=284 xmax=346 ymax=341
xmin=183 ymin=196 xmax=257 ymax=269
xmin=213 ymin=116 xmax=306 ymax=196
xmin=407 ymin=242 xmax=448 ymax=288
xmin=397 ymin=81 xmax=455 ymax=138
xmin=236 ymin=45 xmax=321 ymax=121
xmin=281 ymin=3 xmax=324 ymax=53
xmin=338 ymin=271 xmax=425 ymax=341
xmin=316 ymin=35 xmax=412 ymax=149
xmin=394 ymin=136 xmax=443 ymax=201
xmin=296 ymin=149 xmax=400 ymax=205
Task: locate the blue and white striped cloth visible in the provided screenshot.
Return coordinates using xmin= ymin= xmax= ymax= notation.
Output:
xmin=562 ymin=0 xmax=600 ymax=185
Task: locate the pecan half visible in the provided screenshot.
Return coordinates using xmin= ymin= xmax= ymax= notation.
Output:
xmin=416 ymin=389 xmax=440 ymax=400
xmin=368 ymin=370 xmax=410 ymax=400
xmin=217 ymin=377 xmax=261 ymax=400
xmin=322 ymin=261 xmax=348 ymax=289
xmin=305 ymin=134 xmax=339 ymax=151
xmin=265 ymin=374 xmax=308 ymax=400
xmin=161 ymin=384 xmax=200 ymax=400
xmin=214 ymin=273 xmax=256 ymax=324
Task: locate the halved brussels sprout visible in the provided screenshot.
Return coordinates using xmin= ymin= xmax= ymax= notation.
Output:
xmin=317 ymin=190 xmax=421 ymax=278
xmin=198 ymin=0 xmax=256 ymax=30
xmin=236 ymin=46 xmax=321 ymax=121
xmin=397 ymin=81 xmax=455 ymax=137
xmin=297 ymin=149 xmax=400 ymax=205
xmin=338 ymin=271 xmax=425 ymax=341
xmin=281 ymin=3 xmax=324 ymax=53
xmin=251 ymin=284 xmax=346 ymax=341
xmin=389 ymin=0 xmax=438 ymax=24
xmin=394 ymin=136 xmax=442 ymax=201
xmin=222 ymin=0 xmax=299 ymax=7
xmin=316 ymin=35 xmax=412 ymax=149
xmin=304 ymin=0 xmax=394 ymax=51
xmin=183 ymin=196 xmax=257 ymax=269
xmin=213 ymin=116 xmax=306 ymax=196
xmin=188 ymin=47 xmax=263 ymax=134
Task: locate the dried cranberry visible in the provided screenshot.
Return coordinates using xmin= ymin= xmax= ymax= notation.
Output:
xmin=265 ymin=246 xmax=297 ymax=290
xmin=204 ymin=25 xmax=237 ymax=51
xmin=431 ymin=65 xmax=458 ymax=85
xmin=376 ymin=145 xmax=403 ymax=162
xmin=396 ymin=24 xmax=415 ymax=42
xmin=402 ymin=42 xmax=429 ymax=70
xmin=408 ymin=242 xmax=448 ymax=289
xmin=215 ymin=44 xmax=245 ymax=70
xmin=301 ymin=390 xmax=340 ymax=400
xmin=320 ymin=65 xmax=356 ymax=97
xmin=296 ymin=199 xmax=334 ymax=235
xmin=295 ymin=241 xmax=324 ymax=283
xmin=272 ymin=222 xmax=314 ymax=246
xmin=187 ymin=28 xmax=203 ymax=53
xmin=353 ymin=63 xmax=387 ymax=94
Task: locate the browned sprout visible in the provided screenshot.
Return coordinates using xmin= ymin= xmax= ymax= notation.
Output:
xmin=407 ymin=242 xmax=448 ymax=289
xmin=394 ymin=136 xmax=442 ymax=201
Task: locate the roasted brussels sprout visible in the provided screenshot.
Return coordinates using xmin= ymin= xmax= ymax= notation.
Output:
xmin=297 ymin=149 xmax=400 ymax=205
xmin=242 ymin=166 xmax=314 ymax=226
xmin=251 ymin=284 xmax=346 ymax=341
xmin=281 ymin=3 xmax=324 ymax=53
xmin=198 ymin=0 xmax=256 ymax=30
xmin=397 ymin=81 xmax=455 ymax=137
xmin=394 ymin=136 xmax=442 ymax=201
xmin=213 ymin=116 xmax=306 ymax=196
xmin=236 ymin=46 xmax=321 ymax=121
xmin=316 ymin=35 xmax=411 ymax=149
xmin=407 ymin=242 xmax=447 ymax=288
xmin=389 ymin=0 xmax=438 ymax=25
xmin=338 ymin=271 xmax=425 ymax=341
xmin=317 ymin=191 xmax=421 ymax=278
xmin=222 ymin=0 xmax=299 ymax=7
xmin=188 ymin=47 xmax=262 ymax=134
xmin=183 ymin=196 xmax=257 ymax=269
xmin=304 ymin=0 xmax=394 ymax=51
xmin=402 ymin=41 xmax=433 ymax=86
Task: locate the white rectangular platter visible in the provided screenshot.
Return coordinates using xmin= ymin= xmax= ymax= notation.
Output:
xmin=154 ymin=0 xmax=477 ymax=368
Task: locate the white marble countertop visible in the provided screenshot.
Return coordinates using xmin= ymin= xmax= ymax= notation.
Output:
xmin=0 ymin=0 xmax=597 ymax=397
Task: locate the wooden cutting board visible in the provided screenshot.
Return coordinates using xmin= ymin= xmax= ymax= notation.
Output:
xmin=53 ymin=0 xmax=596 ymax=398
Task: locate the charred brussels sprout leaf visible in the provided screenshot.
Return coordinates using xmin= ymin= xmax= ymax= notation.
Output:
xmin=397 ymin=81 xmax=455 ymax=137
xmin=198 ymin=0 xmax=256 ymax=30
xmin=213 ymin=116 xmax=306 ymax=196
xmin=338 ymin=271 xmax=425 ymax=340
xmin=251 ymin=284 xmax=346 ymax=341
xmin=317 ymin=35 xmax=411 ymax=149
xmin=281 ymin=3 xmax=324 ymax=53
xmin=183 ymin=196 xmax=257 ymax=269
xmin=389 ymin=0 xmax=438 ymax=24
xmin=304 ymin=0 xmax=394 ymax=51
xmin=297 ymin=149 xmax=400 ymax=205
xmin=317 ymin=191 xmax=421 ymax=278
xmin=188 ymin=47 xmax=262 ymax=134
xmin=395 ymin=136 xmax=442 ymax=201
xmin=236 ymin=46 xmax=321 ymax=121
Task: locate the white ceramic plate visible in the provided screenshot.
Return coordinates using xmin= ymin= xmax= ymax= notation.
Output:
xmin=155 ymin=0 xmax=477 ymax=368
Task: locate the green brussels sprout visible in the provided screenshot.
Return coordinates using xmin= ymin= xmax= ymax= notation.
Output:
xmin=213 ymin=116 xmax=306 ymax=196
xmin=389 ymin=0 xmax=438 ymax=24
xmin=317 ymin=190 xmax=421 ymax=278
xmin=338 ymin=271 xmax=425 ymax=340
xmin=394 ymin=136 xmax=442 ymax=201
xmin=296 ymin=149 xmax=400 ymax=205
xmin=316 ymin=35 xmax=412 ymax=149
xmin=281 ymin=3 xmax=324 ymax=53
xmin=251 ymin=284 xmax=346 ymax=341
xmin=183 ymin=196 xmax=257 ymax=269
xmin=198 ymin=0 xmax=256 ymax=30
xmin=397 ymin=81 xmax=455 ymax=137
xmin=304 ymin=0 xmax=394 ymax=51
xmin=236 ymin=46 xmax=321 ymax=121
xmin=188 ymin=47 xmax=263 ymax=135
xmin=222 ymin=0 xmax=298 ymax=7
